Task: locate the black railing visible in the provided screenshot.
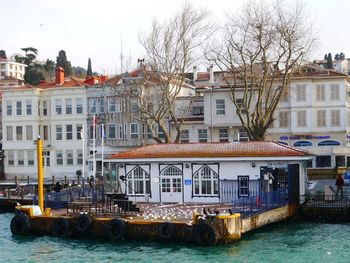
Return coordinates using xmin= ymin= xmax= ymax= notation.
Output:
xmin=302 ymin=194 xmax=350 ymax=207
xmin=232 ymin=189 xmax=288 ymax=218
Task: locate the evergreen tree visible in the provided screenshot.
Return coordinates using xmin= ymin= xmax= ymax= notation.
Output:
xmin=324 ymin=54 xmax=327 ymax=61
xmin=335 ymin=53 xmax=339 ymax=60
xmin=0 ymin=50 xmax=6 ymax=59
xmin=339 ymin=52 xmax=345 ymax=60
xmin=87 ymin=58 xmax=92 ymax=77
xmin=56 ymin=50 xmax=72 ymax=76
xmin=326 ymin=53 xmax=333 ymax=69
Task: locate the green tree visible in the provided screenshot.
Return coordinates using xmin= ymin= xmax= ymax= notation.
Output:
xmin=87 ymin=58 xmax=92 ymax=77
xmin=56 ymin=50 xmax=72 ymax=76
xmin=335 ymin=53 xmax=339 ymax=60
xmin=0 ymin=50 xmax=7 ymax=59
xmin=326 ymin=53 xmax=333 ymax=69
xmin=339 ymin=52 xmax=345 ymax=60
xmin=324 ymin=54 xmax=327 ymax=61
xmin=14 ymin=47 xmax=45 ymax=85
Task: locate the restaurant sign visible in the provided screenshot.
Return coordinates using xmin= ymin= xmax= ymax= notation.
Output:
xmin=279 ymin=135 xmax=330 ymax=140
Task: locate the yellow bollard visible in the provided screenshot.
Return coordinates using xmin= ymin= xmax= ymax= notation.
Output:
xmin=37 ymin=136 xmax=44 ymax=213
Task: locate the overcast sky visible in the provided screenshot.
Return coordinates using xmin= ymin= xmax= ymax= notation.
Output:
xmin=1 ymin=0 xmax=348 ymax=75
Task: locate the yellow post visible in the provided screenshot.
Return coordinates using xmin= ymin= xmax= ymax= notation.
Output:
xmin=37 ymin=136 xmax=44 ymax=212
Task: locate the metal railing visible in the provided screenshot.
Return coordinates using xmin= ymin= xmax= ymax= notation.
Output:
xmin=232 ymin=189 xmax=288 ymax=218
xmin=33 ymin=184 xmax=105 ymax=209
xmin=302 ymin=193 xmax=350 ymax=207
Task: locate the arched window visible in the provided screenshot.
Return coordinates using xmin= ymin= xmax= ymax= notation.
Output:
xmin=293 ymin=141 xmax=313 ymax=147
xmin=193 ymin=165 xmax=219 ymax=196
xmin=318 ymin=140 xmax=340 ymax=146
xmin=277 ymin=141 xmax=289 ymax=146
xmin=127 ymin=166 xmax=150 ymax=195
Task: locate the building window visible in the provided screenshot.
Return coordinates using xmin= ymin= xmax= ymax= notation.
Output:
xmin=66 ymin=99 xmax=72 ymax=114
xmin=6 ymin=101 xmax=12 ymax=116
xmin=77 ymin=150 xmax=83 ymax=165
xmin=108 ymin=124 xmax=116 ymax=139
xmin=26 ymin=125 xmax=33 ymax=140
xmin=279 ymin=111 xmax=289 ymax=128
xmin=130 ymin=102 xmax=138 ymax=113
xmin=235 ymin=98 xmax=246 ymax=114
xmin=330 ymin=84 xmax=340 ymax=100
xmin=88 ymin=98 xmax=97 ymax=114
xmin=16 ymin=126 xmax=23 ymax=140
xmin=76 ymin=124 xmax=82 ymax=140
xmin=42 ymin=101 xmax=48 ymax=116
xmin=198 ymin=129 xmax=208 ymax=142
xmin=16 ymin=101 xmax=22 ymax=115
xmin=124 ymin=123 xmax=128 ymax=139
xmin=317 ymin=110 xmax=326 ymax=127
xmin=193 ymin=106 xmax=204 ymax=115
xmin=238 ymin=128 xmax=249 ymax=141
xmin=180 ymin=129 xmax=189 ymax=143
xmin=119 ymin=123 xmax=123 ymax=140
xmin=108 ymin=97 xmax=117 ymax=113
xmin=76 ymin=98 xmax=83 ymax=114
xmin=27 ymin=151 xmax=34 ymax=166
xmin=56 ymin=125 xmax=62 ymax=140
xmin=66 ymin=150 xmax=73 ymax=165
xmin=157 ymin=125 xmax=165 ymax=139
xmin=55 ymin=99 xmax=62 ymax=115
xmin=98 ymin=97 xmax=104 ymax=113
xmin=26 ymin=100 xmax=32 ymax=115
xmin=130 ymin=123 xmax=139 ymax=139
xmin=17 ymin=151 xmax=24 ymax=166
xmin=216 ymin=99 xmax=225 ymax=115
xmin=193 ymin=165 xmax=219 ymax=196
xmin=127 ymin=166 xmax=150 ymax=195
xmin=296 ymin=84 xmax=306 ymax=101
xmin=56 ymin=151 xmax=63 ymax=165
xmin=6 ymin=126 xmax=13 ymax=141
xmin=336 ymin=155 xmax=346 ymax=167
xmin=297 ymin=110 xmax=307 ymax=127
xmin=293 ymin=141 xmax=313 ymax=147
xmin=316 ymin=155 xmax=331 ymax=168
xmin=66 ymin=125 xmax=73 ymax=140
xmin=331 ymin=110 xmax=340 ymax=127
xmin=8 ymin=151 xmax=14 ymax=166
xmin=219 ymin=128 xmax=229 ymax=142
xmin=43 ymin=125 xmax=49 ymax=140
xmin=318 ymin=140 xmax=340 ymax=146
xmin=316 ymin=85 xmax=325 ymax=101
xmin=238 ymin=176 xmax=249 ymax=197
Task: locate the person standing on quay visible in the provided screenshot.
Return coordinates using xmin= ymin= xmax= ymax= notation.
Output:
xmin=335 ymin=174 xmax=344 ymax=199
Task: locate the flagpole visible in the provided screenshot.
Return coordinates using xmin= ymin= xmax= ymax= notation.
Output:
xmin=101 ymin=123 xmax=104 ymax=178
xmin=93 ymin=114 xmax=96 ymax=180
xmin=81 ymin=125 xmax=85 ymax=180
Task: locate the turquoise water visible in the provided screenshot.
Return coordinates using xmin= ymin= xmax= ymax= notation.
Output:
xmin=1 ymin=213 xmax=350 ymax=263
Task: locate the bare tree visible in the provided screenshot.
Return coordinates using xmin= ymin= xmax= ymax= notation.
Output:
xmin=207 ymin=0 xmax=316 ymax=141
xmin=113 ymin=2 xmax=213 ymax=144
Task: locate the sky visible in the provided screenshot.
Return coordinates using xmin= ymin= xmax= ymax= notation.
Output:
xmin=1 ymin=0 xmax=349 ymax=75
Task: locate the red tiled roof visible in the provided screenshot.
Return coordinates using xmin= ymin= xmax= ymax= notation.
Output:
xmin=36 ymin=78 xmax=86 ymax=89
xmin=107 ymin=141 xmax=311 ymax=159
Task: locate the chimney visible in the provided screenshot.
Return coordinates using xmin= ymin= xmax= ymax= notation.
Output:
xmin=55 ymin=67 xmax=64 ymax=85
xmin=193 ymin=66 xmax=198 ymax=82
xmin=209 ymin=65 xmax=214 ymax=83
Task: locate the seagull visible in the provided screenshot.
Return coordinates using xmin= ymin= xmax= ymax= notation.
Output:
xmin=228 ymin=208 xmax=233 ymax=215
xmin=39 ymin=24 xmax=44 ymax=27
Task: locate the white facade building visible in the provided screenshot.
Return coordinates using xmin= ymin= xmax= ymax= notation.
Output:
xmin=2 ymin=68 xmax=87 ymax=180
xmin=0 ymin=58 xmax=26 ymax=81
xmin=108 ymin=142 xmax=311 ymax=203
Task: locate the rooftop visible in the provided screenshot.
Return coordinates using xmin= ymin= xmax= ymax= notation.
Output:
xmin=108 ymin=141 xmax=311 ymax=160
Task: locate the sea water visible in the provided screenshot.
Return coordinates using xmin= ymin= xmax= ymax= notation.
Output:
xmin=1 ymin=213 xmax=349 ymax=263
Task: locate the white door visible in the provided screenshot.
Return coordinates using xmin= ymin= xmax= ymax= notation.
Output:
xmin=160 ymin=165 xmax=183 ymax=202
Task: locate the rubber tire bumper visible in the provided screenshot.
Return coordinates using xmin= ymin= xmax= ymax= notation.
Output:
xmin=193 ymin=223 xmax=218 ymax=246
xmin=159 ymin=222 xmax=175 ymax=240
xmin=107 ymin=219 xmax=127 ymax=241
xmin=51 ymin=218 xmax=71 ymax=238
xmin=74 ymin=214 xmax=92 ymax=237
xmin=10 ymin=214 xmax=31 ymax=236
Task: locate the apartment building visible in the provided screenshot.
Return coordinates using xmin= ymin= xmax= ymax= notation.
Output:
xmin=0 ymin=58 xmax=26 ymax=81
xmin=2 ymin=68 xmax=87 ymax=180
